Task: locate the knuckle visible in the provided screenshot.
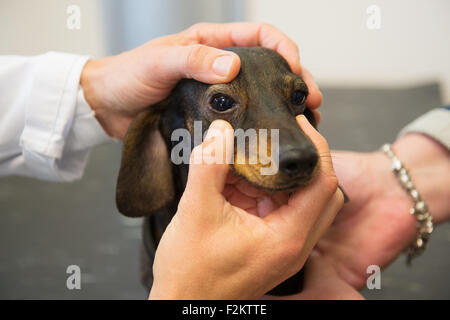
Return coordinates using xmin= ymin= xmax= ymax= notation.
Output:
xmin=189 ymin=22 xmax=208 ymax=32
xmin=185 ymin=44 xmax=208 ymax=72
xmin=180 ymin=26 xmax=198 ymax=44
xmin=260 ymin=22 xmax=275 ymax=31
xmin=185 ymin=23 xmax=209 ymax=42
xmin=322 ymin=172 xmax=339 ymax=196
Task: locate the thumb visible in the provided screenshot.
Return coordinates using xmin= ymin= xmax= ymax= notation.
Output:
xmin=156 ymin=44 xmax=241 ymax=84
xmin=184 ymin=120 xmax=234 ymax=199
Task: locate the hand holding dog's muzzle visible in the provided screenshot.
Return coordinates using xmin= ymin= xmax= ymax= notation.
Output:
xmin=149 ymin=117 xmax=344 ymax=300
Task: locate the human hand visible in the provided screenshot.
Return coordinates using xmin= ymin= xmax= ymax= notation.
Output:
xmin=149 ymin=116 xmax=343 ymax=299
xmin=262 ymin=251 xmax=364 ymax=300
xmin=316 ymin=133 xmax=450 ymax=289
xmin=80 ymin=22 xmax=322 ymax=139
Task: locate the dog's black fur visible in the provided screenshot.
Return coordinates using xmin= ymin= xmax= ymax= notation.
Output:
xmin=116 ymin=47 xmax=329 ymax=296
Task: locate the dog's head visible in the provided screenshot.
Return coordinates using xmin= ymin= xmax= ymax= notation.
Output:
xmin=116 ymin=47 xmax=319 ymax=217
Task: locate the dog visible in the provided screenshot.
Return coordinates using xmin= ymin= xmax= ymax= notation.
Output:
xmin=116 ymin=47 xmax=338 ymax=296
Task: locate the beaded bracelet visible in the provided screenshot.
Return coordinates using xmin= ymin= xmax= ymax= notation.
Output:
xmin=381 ymin=144 xmax=433 ymax=265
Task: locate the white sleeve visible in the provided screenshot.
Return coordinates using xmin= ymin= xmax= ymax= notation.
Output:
xmin=0 ymin=52 xmax=112 ymax=182
xmin=397 ymin=108 xmax=450 ymax=150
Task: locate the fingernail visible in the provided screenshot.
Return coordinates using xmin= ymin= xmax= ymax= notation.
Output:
xmin=297 ymin=114 xmax=314 ymax=130
xmin=202 ymin=121 xmax=229 ymax=165
xmin=212 ymin=55 xmax=234 ymax=77
xmin=205 ymin=120 xmax=226 ymax=140
xmin=297 ymin=114 xmax=308 ymax=124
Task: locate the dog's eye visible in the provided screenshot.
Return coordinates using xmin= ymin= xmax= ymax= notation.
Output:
xmin=210 ymin=94 xmax=236 ymax=112
xmin=291 ymin=90 xmax=307 ymax=105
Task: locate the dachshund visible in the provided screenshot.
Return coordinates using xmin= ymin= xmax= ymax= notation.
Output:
xmin=116 ymin=47 xmax=343 ymax=296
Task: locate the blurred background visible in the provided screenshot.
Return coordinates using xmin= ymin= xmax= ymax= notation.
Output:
xmin=0 ymin=0 xmax=449 ymax=299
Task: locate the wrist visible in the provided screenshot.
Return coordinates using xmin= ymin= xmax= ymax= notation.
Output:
xmin=80 ymin=59 xmax=106 ymax=114
xmin=368 ymin=150 xmax=418 ymax=239
xmin=392 ymin=133 xmax=450 ymax=225
xmin=80 ymin=58 xmax=123 ymax=138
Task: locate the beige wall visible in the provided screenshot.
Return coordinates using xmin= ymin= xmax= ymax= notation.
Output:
xmin=246 ymin=0 xmax=450 ymax=104
xmin=2 ymin=0 xmax=449 ymax=103
xmin=0 ymin=0 xmax=106 ymax=57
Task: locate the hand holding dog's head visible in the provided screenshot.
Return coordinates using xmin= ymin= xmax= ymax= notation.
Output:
xmin=116 ymin=47 xmax=320 ymax=217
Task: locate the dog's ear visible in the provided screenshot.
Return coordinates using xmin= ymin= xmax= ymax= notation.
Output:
xmin=303 ymin=107 xmax=317 ymax=128
xmin=116 ymin=102 xmax=175 ymax=217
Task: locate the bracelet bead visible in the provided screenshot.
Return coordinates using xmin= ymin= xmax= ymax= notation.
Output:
xmin=381 ymin=143 xmax=433 ymax=265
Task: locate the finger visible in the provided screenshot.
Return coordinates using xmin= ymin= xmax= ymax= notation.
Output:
xmin=184 ymin=120 xmax=234 ymax=198
xmin=265 ymin=115 xmax=338 ymax=237
xmin=182 ymin=23 xmax=325 ymax=107
xmin=276 ymin=189 xmax=343 ymax=273
xmin=301 ymin=68 xmax=322 ymax=109
xmin=284 ymin=114 xmax=339 ymax=224
xmin=183 ymin=22 xmax=302 ymax=76
xmin=149 ymin=44 xmax=241 ymax=84
xmin=301 ymin=189 xmax=344 ymax=255
xmin=266 ymin=189 xmax=343 ymax=274
xmin=295 ymin=114 xmax=337 ymax=195
xmin=177 ymin=22 xmax=322 ymax=109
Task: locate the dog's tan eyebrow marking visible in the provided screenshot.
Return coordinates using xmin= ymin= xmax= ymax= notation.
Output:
xmin=282 ymin=73 xmax=307 ymax=90
xmin=295 ymin=78 xmax=308 ymax=92
xmin=281 ymin=74 xmax=297 ymax=93
xmin=283 ymin=74 xmax=294 ymax=85
xmin=205 ymin=83 xmax=232 ymax=94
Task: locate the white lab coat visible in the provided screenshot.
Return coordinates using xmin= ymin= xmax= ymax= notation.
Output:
xmin=0 ymin=52 xmax=111 ymax=182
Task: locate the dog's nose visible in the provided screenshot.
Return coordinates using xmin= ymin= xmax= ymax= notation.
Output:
xmin=279 ymin=147 xmax=318 ymax=178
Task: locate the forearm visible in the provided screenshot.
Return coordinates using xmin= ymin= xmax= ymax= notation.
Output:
xmin=0 ymin=53 xmax=110 ymax=181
